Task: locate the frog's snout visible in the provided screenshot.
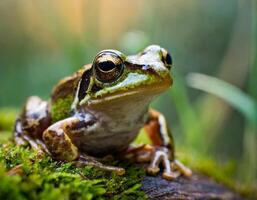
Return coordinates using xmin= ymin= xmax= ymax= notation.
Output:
xmin=143 ymin=45 xmax=173 ymax=70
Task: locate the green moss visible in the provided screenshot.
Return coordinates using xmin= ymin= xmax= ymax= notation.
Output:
xmin=0 ymin=108 xmax=147 ymax=199
xmin=50 ymin=95 xmax=74 ymax=122
xmin=0 ymin=140 xmax=147 ymax=200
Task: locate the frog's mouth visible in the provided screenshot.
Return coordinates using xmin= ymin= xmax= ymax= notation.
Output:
xmin=85 ymin=74 xmax=172 ymax=106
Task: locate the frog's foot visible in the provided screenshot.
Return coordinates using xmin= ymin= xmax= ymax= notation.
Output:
xmin=147 ymin=147 xmax=192 ymax=180
xmin=14 ymin=96 xmax=51 ymax=155
xmin=14 ymin=126 xmax=49 ymax=155
xmin=75 ymin=154 xmax=125 ymax=176
xmin=172 ymin=159 xmax=192 ymax=178
xmin=126 ymin=145 xmax=192 ymax=180
xmin=125 ymin=144 xmax=153 ymax=162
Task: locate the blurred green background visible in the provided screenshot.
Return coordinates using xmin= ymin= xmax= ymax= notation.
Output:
xmin=0 ymin=0 xmax=256 ymax=188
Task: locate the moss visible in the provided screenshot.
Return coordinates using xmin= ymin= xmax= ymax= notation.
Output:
xmin=0 ymin=140 xmax=147 ymax=200
xmin=0 ymin=108 xmax=147 ymax=199
xmin=50 ymin=95 xmax=74 ymax=123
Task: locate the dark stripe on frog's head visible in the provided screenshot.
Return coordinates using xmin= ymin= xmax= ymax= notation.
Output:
xmin=78 ymin=69 xmax=91 ymax=101
xmin=78 ymin=68 xmax=103 ymax=101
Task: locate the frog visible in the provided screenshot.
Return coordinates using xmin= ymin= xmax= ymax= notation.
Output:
xmin=13 ymin=45 xmax=192 ymax=180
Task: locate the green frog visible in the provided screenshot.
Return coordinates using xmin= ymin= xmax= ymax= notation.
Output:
xmin=14 ymin=45 xmax=191 ymax=180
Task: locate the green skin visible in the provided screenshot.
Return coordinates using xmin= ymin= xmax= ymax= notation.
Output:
xmin=13 ymin=45 xmax=192 ymax=180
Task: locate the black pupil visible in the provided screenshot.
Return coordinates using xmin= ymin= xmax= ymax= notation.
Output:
xmin=166 ymin=53 xmax=172 ymax=65
xmin=98 ymin=61 xmax=116 ymax=72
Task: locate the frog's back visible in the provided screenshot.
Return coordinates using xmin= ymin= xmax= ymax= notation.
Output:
xmin=50 ymin=64 xmax=91 ymax=122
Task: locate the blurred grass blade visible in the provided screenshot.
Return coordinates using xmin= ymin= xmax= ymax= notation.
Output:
xmin=241 ymin=0 xmax=257 ymax=182
xmin=187 ymin=73 xmax=257 ymax=126
xmin=170 ymin=71 xmax=203 ymax=150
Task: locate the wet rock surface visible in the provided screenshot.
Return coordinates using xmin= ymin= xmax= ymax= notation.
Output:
xmin=141 ymin=173 xmax=244 ymax=200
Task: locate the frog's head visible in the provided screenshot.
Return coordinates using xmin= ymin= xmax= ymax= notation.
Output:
xmin=74 ymin=45 xmax=173 ymax=108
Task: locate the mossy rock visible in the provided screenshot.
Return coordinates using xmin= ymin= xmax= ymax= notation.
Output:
xmin=0 ymin=108 xmax=255 ymax=200
xmin=0 ymin=142 xmax=147 ymax=200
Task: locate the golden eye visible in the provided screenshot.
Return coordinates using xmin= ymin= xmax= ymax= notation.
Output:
xmin=93 ymin=51 xmax=124 ymax=83
xmin=161 ymin=49 xmax=173 ymax=68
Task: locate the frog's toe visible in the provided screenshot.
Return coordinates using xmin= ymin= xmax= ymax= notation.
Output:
xmin=147 ymin=165 xmax=160 ymax=175
xmin=126 ymin=145 xmax=191 ymax=180
xmin=173 ymin=159 xmax=192 ymax=177
xmin=125 ymin=144 xmax=154 ymax=162
xmin=15 ymin=134 xmax=48 ymax=155
xmin=162 ymin=171 xmax=180 ymax=180
xmin=14 ymin=134 xmax=27 ymax=146
xmin=136 ymin=152 xmax=152 ymax=162
xmin=76 ymin=154 xmax=125 ymax=176
xmin=147 ymin=148 xmax=178 ymax=180
xmin=147 ymin=147 xmax=191 ymax=181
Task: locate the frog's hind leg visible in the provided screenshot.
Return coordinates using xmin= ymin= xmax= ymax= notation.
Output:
xmin=145 ymin=109 xmax=192 ymax=179
xmin=43 ymin=115 xmax=125 ymax=175
xmin=128 ymin=109 xmax=192 ymax=180
xmin=14 ymin=96 xmax=51 ymax=153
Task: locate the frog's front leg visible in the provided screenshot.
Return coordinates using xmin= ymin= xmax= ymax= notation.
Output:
xmin=42 ymin=114 xmax=125 ymax=175
xmin=130 ymin=109 xmax=192 ymax=180
xmin=14 ymin=96 xmax=51 ymax=153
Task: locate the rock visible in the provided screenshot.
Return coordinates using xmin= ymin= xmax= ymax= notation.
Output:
xmin=141 ymin=173 xmax=244 ymax=200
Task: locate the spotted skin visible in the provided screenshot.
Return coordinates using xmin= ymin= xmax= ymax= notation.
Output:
xmin=13 ymin=45 xmax=192 ymax=180
xmin=14 ymin=96 xmax=51 ymax=153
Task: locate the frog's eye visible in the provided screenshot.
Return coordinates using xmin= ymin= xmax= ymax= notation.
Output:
xmin=161 ymin=49 xmax=172 ymax=69
xmin=93 ymin=51 xmax=124 ymax=83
